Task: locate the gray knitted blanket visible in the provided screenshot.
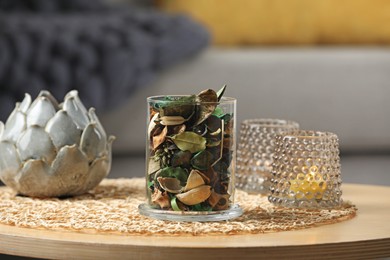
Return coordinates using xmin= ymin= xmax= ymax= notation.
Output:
xmin=0 ymin=0 xmax=210 ymax=120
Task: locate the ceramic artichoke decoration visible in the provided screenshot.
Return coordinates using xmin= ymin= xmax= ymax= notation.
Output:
xmin=0 ymin=90 xmax=115 ymax=197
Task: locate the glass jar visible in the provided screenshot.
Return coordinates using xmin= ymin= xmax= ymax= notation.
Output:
xmin=236 ymin=119 xmax=299 ymax=194
xmin=139 ymin=95 xmax=242 ymax=221
xmin=268 ymin=130 xmax=343 ymax=208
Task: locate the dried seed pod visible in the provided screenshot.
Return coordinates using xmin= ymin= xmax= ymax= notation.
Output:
xmin=208 ymin=191 xmax=230 ymax=210
xmin=176 ymin=185 xmax=212 ymax=205
xmin=183 ymin=170 xmax=205 ymax=191
xmin=157 ymin=177 xmax=183 ymax=194
xmin=160 ymin=116 xmax=187 ymax=126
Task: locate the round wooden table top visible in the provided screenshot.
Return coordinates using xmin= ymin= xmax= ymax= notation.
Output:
xmin=0 ymin=183 xmax=389 ymax=259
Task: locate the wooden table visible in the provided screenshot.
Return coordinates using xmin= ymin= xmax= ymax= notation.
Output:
xmin=0 ymin=183 xmax=389 ymax=259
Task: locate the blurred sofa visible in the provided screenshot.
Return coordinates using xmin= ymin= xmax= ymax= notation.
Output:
xmin=100 ymin=46 xmax=390 ymax=185
xmin=94 ymin=0 xmax=390 ymax=185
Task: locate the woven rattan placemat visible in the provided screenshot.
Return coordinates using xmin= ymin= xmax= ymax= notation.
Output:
xmin=0 ymin=178 xmax=357 ymax=235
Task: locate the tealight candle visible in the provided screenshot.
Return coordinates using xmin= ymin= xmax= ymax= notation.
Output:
xmin=268 ymin=130 xmax=342 ymax=208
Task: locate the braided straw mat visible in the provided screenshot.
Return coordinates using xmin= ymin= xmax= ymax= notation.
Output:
xmin=0 ymin=178 xmax=357 ymax=236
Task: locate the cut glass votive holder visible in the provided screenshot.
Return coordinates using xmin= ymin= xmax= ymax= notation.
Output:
xmin=268 ymin=130 xmax=343 ymax=208
xmin=236 ymin=119 xmax=299 ymax=194
xmin=139 ymin=95 xmax=242 ymax=222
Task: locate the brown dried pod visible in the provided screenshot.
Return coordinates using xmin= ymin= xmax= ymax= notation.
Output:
xmin=176 ymin=185 xmax=212 ymax=205
xmin=160 ymin=116 xmax=187 ymax=126
xmin=183 ymin=170 xmax=205 ymax=191
xmin=195 ymin=169 xmax=211 ymax=184
xmin=208 ymin=191 xmax=230 ymax=210
xmin=203 ymin=167 xmax=218 ymax=186
xmin=157 ymin=177 xmax=183 ymax=193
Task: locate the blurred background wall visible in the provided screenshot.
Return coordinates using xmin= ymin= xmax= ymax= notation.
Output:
xmin=0 ymin=0 xmax=389 ymax=186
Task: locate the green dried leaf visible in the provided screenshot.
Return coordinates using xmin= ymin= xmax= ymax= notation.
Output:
xmin=157 ymin=166 xmax=188 ymax=184
xmin=191 ymin=150 xmax=214 ymax=170
xmin=159 ymin=95 xmax=196 ymax=119
xmin=171 ymin=196 xmax=181 ymax=211
xmin=212 ymin=106 xmax=224 ymax=118
xmin=216 ymin=84 xmax=227 ymax=101
xmin=171 ymin=131 xmax=206 ymax=153
xmin=191 ymin=203 xmax=213 ymax=212
xmin=221 ymin=113 xmax=232 ymax=122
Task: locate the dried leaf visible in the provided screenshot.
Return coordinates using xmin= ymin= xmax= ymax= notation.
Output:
xmin=159 ymin=95 xmax=196 ymax=119
xmin=194 ymin=89 xmax=218 ymax=126
xmin=148 ymin=113 xmax=159 ymax=137
xmin=171 ymin=131 xmax=206 ymax=153
xmin=148 ymin=157 xmax=160 ymax=175
xmin=171 ymin=150 xmax=192 ymax=167
xmin=216 ymin=84 xmax=227 ymax=101
xmin=157 ymin=166 xmax=188 ymax=184
xmin=191 ymin=150 xmax=214 ymax=170
xmin=152 ymin=126 xmax=167 ymax=149
xmin=212 ymin=107 xmax=224 ymax=118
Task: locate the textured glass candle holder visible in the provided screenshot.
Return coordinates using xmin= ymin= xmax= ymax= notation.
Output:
xmin=268 ymin=130 xmax=343 ymax=208
xmin=139 ymin=95 xmax=242 ymax=221
xmin=236 ymin=119 xmax=299 ymax=194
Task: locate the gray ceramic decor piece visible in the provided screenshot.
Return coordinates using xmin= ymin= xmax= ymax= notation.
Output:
xmin=0 ymin=90 xmax=115 ymax=197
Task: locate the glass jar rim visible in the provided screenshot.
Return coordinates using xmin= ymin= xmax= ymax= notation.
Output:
xmin=147 ymin=95 xmax=236 ymax=104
